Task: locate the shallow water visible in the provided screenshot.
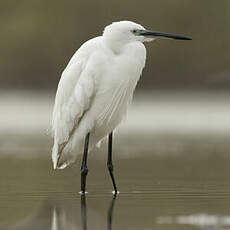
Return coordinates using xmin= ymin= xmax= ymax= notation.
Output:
xmin=1 ymin=134 xmax=230 ymax=230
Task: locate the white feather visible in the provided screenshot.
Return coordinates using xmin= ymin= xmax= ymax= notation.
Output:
xmin=52 ymin=21 xmax=146 ymax=169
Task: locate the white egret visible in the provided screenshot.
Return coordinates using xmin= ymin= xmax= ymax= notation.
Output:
xmin=51 ymin=21 xmax=191 ymax=194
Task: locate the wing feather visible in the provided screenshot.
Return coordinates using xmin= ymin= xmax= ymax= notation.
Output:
xmin=51 ymin=59 xmax=95 ymax=169
xmin=97 ymin=82 xmax=130 ymax=126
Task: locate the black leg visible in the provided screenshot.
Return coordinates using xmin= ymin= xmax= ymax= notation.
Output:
xmin=80 ymin=133 xmax=90 ymax=194
xmin=107 ymin=195 xmax=117 ymax=230
xmin=81 ymin=195 xmax=87 ymax=230
xmin=107 ymin=132 xmax=118 ymax=194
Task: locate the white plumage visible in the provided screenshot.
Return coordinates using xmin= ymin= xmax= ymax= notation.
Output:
xmin=51 ymin=20 xmax=191 ymax=170
xmin=51 ymin=21 xmax=147 ymax=169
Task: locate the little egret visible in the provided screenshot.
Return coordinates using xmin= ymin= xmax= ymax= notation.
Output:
xmin=51 ymin=21 xmax=191 ymax=194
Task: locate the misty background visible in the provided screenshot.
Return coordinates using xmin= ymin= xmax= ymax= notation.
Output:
xmin=1 ymin=0 xmax=230 ymax=91
xmin=1 ymin=0 xmax=230 ymax=138
xmin=0 ymin=0 xmax=230 ymax=145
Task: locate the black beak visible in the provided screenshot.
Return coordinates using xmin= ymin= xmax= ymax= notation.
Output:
xmin=140 ymin=30 xmax=192 ymax=40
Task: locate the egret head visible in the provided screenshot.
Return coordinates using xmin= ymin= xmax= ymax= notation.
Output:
xmin=103 ymin=21 xmax=191 ymax=52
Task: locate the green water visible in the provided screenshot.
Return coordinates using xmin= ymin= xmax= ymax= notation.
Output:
xmin=1 ymin=134 xmax=230 ymax=230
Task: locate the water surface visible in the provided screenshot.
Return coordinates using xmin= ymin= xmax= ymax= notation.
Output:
xmin=1 ymin=134 xmax=230 ymax=230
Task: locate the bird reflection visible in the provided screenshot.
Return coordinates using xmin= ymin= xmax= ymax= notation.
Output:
xmin=107 ymin=195 xmax=117 ymax=230
xmin=81 ymin=195 xmax=87 ymax=230
xmin=51 ymin=195 xmax=117 ymax=230
xmin=81 ymin=195 xmax=117 ymax=230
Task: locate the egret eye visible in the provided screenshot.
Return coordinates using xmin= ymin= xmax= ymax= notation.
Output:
xmin=132 ymin=29 xmax=137 ymax=34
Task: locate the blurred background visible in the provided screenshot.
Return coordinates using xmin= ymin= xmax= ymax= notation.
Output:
xmin=1 ymin=0 xmax=230 ymax=136
xmin=1 ymin=1 xmax=230 ymax=230
xmin=1 ymin=0 xmax=230 ymax=90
